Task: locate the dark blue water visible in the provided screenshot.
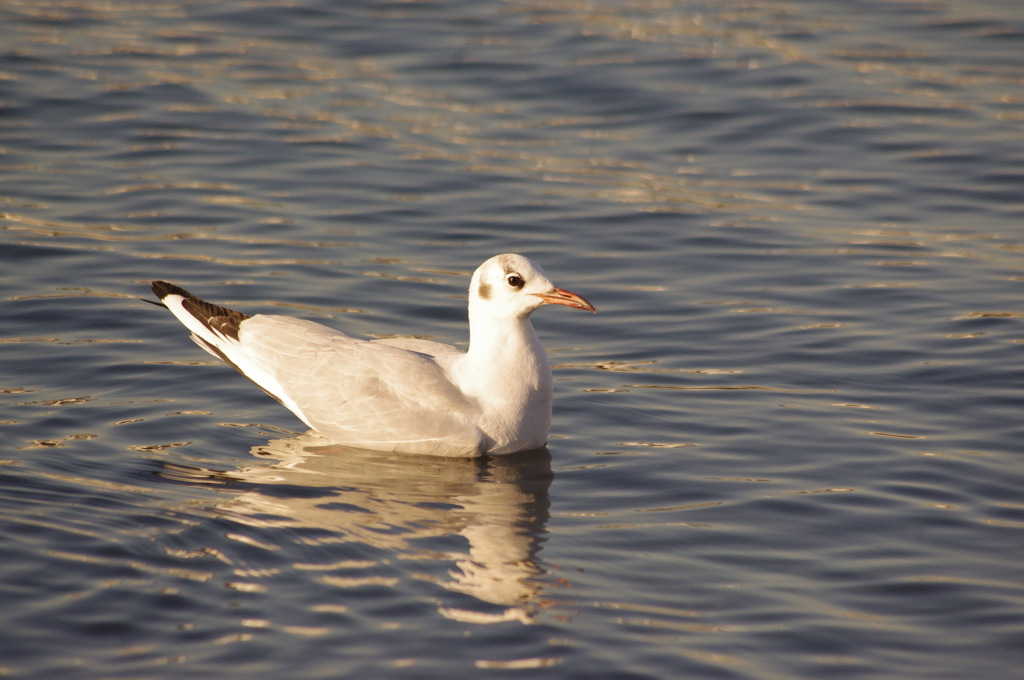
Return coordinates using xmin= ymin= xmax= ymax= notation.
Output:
xmin=2 ymin=0 xmax=1024 ymax=677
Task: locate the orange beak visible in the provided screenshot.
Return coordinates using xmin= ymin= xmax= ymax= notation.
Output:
xmin=534 ymin=287 xmax=596 ymax=313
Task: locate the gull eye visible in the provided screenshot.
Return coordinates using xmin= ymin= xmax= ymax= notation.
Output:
xmin=506 ymin=273 xmax=524 ymax=289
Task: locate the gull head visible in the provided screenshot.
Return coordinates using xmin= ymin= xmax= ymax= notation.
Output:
xmin=469 ymin=254 xmax=595 ymax=320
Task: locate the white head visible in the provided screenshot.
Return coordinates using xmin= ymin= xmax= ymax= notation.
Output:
xmin=468 ymin=254 xmax=595 ymax=320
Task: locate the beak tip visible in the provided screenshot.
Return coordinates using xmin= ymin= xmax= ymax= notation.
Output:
xmin=536 ymin=288 xmax=595 ymax=313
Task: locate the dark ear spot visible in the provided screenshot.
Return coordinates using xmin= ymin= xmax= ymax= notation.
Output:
xmin=478 ymin=280 xmax=491 ymax=300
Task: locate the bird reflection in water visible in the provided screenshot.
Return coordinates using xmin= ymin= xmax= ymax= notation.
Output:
xmin=160 ymin=435 xmax=558 ymax=624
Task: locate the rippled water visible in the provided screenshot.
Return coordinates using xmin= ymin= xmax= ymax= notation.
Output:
xmin=2 ymin=0 xmax=1023 ymax=678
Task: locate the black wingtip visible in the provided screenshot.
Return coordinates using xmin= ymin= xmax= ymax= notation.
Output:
xmin=152 ymin=280 xmax=191 ymax=300
xmin=149 ymin=280 xmax=251 ymax=342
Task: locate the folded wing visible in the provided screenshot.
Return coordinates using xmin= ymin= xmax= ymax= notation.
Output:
xmin=236 ymin=316 xmax=486 ymax=457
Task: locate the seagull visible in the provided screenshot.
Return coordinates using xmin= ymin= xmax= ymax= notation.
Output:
xmin=151 ymin=254 xmax=594 ymax=457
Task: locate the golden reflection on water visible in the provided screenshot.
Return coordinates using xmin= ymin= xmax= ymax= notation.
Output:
xmin=162 ymin=435 xmax=556 ymax=624
xmin=0 ymin=0 xmax=831 ymax=216
xmin=4 ymin=0 xmax=1021 ymax=272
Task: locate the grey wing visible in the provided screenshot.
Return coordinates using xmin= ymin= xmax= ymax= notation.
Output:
xmin=238 ymin=316 xmax=485 ymax=457
xmin=373 ymin=337 xmax=462 ymax=357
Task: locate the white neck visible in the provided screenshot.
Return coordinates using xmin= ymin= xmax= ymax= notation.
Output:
xmin=452 ymin=306 xmax=553 ymax=453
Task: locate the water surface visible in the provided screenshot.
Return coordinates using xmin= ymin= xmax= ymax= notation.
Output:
xmin=2 ymin=1 xmax=1023 ymax=678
